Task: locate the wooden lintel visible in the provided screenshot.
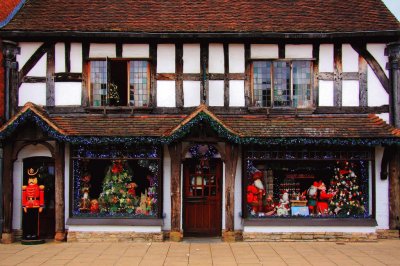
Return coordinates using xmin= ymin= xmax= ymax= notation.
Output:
xmin=351 ymin=43 xmax=389 ymax=93
xmin=156 ymin=73 xmax=177 ymax=81
xmin=318 ymin=72 xmax=334 ymax=80
xmin=341 ymin=72 xmax=359 ymax=80
xmin=46 ymin=44 xmax=55 ymax=106
xmin=54 ymin=72 xmax=83 ymax=82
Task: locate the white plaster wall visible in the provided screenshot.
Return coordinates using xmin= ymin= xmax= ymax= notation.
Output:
xmin=318 ymin=80 xmax=334 ymax=106
xmin=157 ymin=44 xmax=175 ymax=73
xmin=285 ymin=44 xmax=313 ymax=59
xmin=55 ymin=43 xmax=66 ymax=73
xmin=250 ymin=44 xmax=278 ymax=59
xmin=122 ymin=44 xmax=149 ymax=58
xmin=229 ymin=80 xmax=245 ymax=107
xmin=319 ymin=44 xmax=334 ymax=72
xmin=17 ymin=42 xmax=47 ymax=77
xmin=12 ymin=144 xmax=53 ymax=230
xmin=55 ymin=82 xmax=82 ymax=106
xmin=18 ymin=83 xmax=46 ymax=106
xmin=162 ymin=145 xmax=172 ymax=231
xmin=234 ymin=150 xmax=243 ymax=230
xmin=244 ymin=226 xmax=376 ymax=233
xmin=209 ymin=43 xmax=224 ymax=73
xmin=208 ymin=80 xmax=224 ymax=106
xmin=342 ymin=44 xmax=359 ymax=72
xmin=183 ymin=44 xmax=200 ymax=73
xmin=229 ymin=44 xmax=245 ymax=73
xmin=342 ymin=80 xmax=359 ymax=107
xmin=70 ymin=43 xmax=82 ymax=73
xmin=377 ymin=113 xmax=390 ymax=125
xmin=183 ymin=81 xmax=201 ymax=107
xmin=368 ymin=66 xmax=389 ymax=106
xmin=375 ymin=146 xmax=389 ymax=229
xmin=367 ymin=44 xmax=389 ymax=76
xmin=68 ymin=226 xmax=162 ymax=232
xmin=89 ymin=43 xmax=116 ymax=58
xmin=157 ymin=81 xmax=176 ymax=107
xmin=64 ymin=144 xmax=70 ymax=228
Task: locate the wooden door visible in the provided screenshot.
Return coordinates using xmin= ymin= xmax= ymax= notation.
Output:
xmin=183 ymin=158 xmax=222 ymax=237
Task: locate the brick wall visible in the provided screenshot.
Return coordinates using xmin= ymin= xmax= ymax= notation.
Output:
xmin=243 ymin=232 xmax=378 ymax=242
xmin=67 ymin=231 xmax=164 ymax=243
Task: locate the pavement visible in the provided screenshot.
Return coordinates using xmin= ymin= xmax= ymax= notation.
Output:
xmin=0 ymin=239 xmax=400 ymax=266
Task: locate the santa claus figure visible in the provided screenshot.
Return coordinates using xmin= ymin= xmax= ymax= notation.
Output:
xmin=307 ymin=182 xmax=318 ymax=215
xmin=22 ymin=168 xmax=45 ymax=240
xmin=246 ymin=171 xmax=265 ymax=215
xmin=316 ymin=181 xmax=335 ymax=215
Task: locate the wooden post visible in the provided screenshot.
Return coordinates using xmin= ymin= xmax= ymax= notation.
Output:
xmin=244 ymin=43 xmax=251 ymax=107
xmin=2 ymin=143 xmax=13 ymax=243
xmin=312 ymin=43 xmax=320 ymax=107
xmin=176 ymin=44 xmax=183 ymax=108
xmin=334 ymin=43 xmax=342 ymax=107
xmin=223 ymin=143 xmax=239 ymax=242
xmin=223 ymin=43 xmax=229 ymax=107
xmin=168 ymin=143 xmax=182 ymax=241
xmin=54 ymin=142 xmax=65 ymax=241
xmin=359 ymin=52 xmax=368 ymax=107
xmin=46 ymin=44 xmax=55 ymax=106
xmin=81 ymin=43 xmax=89 ymax=107
xmin=150 ymin=43 xmax=157 ymax=107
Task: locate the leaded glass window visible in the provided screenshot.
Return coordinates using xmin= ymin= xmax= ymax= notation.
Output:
xmin=253 ymin=61 xmax=272 ymax=107
xmin=129 ymin=61 xmax=149 ymax=107
xmin=90 ymin=61 xmax=107 ymax=107
xmin=273 ymin=61 xmax=291 ymax=107
xmin=293 ymin=61 xmax=312 ymax=108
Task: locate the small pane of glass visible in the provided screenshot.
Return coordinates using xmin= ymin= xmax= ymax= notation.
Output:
xmin=90 ymin=61 xmax=107 ymax=107
xmin=293 ymin=61 xmax=312 ymax=108
xmin=129 ymin=61 xmax=149 ymax=107
xmin=253 ymin=61 xmax=272 ymax=107
xmin=273 ymin=61 xmax=291 ymax=107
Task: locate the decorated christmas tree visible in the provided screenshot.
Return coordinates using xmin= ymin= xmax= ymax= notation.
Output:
xmin=98 ymin=160 xmax=138 ymax=214
xmin=329 ymin=161 xmax=365 ymax=216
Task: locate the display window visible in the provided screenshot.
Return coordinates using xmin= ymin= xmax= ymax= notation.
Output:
xmin=245 ymin=147 xmax=372 ymax=218
xmin=71 ymin=145 xmax=161 ymax=218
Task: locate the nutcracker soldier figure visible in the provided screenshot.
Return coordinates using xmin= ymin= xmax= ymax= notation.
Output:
xmin=21 ymin=168 xmax=45 ymax=242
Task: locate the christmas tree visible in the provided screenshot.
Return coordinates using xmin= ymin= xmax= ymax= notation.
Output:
xmin=329 ymin=161 xmax=365 ymax=216
xmin=98 ymin=160 xmax=138 ymax=214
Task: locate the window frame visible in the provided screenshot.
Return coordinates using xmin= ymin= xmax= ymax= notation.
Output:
xmin=250 ymin=59 xmax=314 ymax=109
xmin=88 ymin=58 xmax=151 ymax=107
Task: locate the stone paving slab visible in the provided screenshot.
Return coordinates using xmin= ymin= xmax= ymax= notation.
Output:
xmin=0 ymin=239 xmax=400 ymax=265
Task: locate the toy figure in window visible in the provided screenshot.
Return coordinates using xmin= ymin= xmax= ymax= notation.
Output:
xmin=79 ymin=173 xmax=91 ymax=211
xmin=276 ymin=191 xmax=290 ymax=216
xmin=22 ymin=168 xmax=45 ymax=240
xmin=306 ymin=181 xmax=318 ymax=215
xmin=264 ymin=194 xmax=276 ymax=216
xmin=316 ymin=181 xmax=335 ymax=215
xmin=246 ymin=171 xmax=265 ymax=215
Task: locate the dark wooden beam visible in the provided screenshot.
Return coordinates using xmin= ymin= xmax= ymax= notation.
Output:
xmin=389 ymin=149 xmax=400 ymax=230
xmin=81 ymin=43 xmax=89 ymax=107
xmin=54 ymin=72 xmax=82 ymax=82
xmin=54 ymin=142 xmax=65 ymax=241
xmin=21 ymin=76 xmax=46 ymax=83
xmin=334 ymin=43 xmax=342 ymax=107
xmin=314 ymin=105 xmax=389 ymax=114
xmin=318 ymin=72 xmax=334 ymax=80
xmin=18 ymin=42 xmax=55 ymax=85
xmin=168 ymin=143 xmax=182 ymax=236
xmin=244 ymin=43 xmax=251 ymax=107
xmin=312 ymin=43 xmax=320 ymax=107
xmin=225 ymin=143 xmax=239 ymax=232
xmin=65 ymin=42 xmax=71 ymax=73
xmin=1 ymin=143 xmax=13 ymax=242
xmin=351 ymin=43 xmax=389 ymax=93
xmin=359 ymin=55 xmax=368 ymax=107
xmin=224 ymin=43 xmax=229 ymax=107
xmin=200 ymin=43 xmax=208 ymax=104
xmin=342 ymin=72 xmax=359 ymax=80
xmin=156 ymin=73 xmax=176 ymax=80
xmin=175 ymin=43 xmax=183 ymax=108
xmin=46 ymin=44 xmax=55 ymax=106
xmin=150 ymin=43 xmax=157 ymax=107
xmin=116 ymin=42 xmax=122 ymax=58
xmin=278 ymin=43 xmax=285 ymax=59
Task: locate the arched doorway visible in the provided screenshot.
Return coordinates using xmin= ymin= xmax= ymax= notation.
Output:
xmin=182 ymin=144 xmax=222 ymax=237
xmin=22 ymin=157 xmax=55 ymax=239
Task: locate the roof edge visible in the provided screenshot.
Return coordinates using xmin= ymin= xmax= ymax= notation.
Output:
xmin=1 ymin=29 xmax=399 ymax=39
xmin=0 ymin=0 xmax=26 ymax=29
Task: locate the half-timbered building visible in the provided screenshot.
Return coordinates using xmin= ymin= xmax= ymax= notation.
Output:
xmin=0 ymin=0 xmax=399 ymax=242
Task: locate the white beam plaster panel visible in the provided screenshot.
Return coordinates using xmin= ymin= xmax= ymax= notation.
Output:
xmin=342 ymin=44 xmax=359 ymax=72
xmin=250 ymin=44 xmax=279 ymax=59
xmin=55 ymin=82 xmax=82 ymax=105
xmin=55 ymin=43 xmax=66 ymax=73
xmin=367 ymin=44 xmax=389 ymax=76
xmin=209 ymin=43 xmax=224 ymax=73
xmin=208 ymin=80 xmax=224 ymax=106
xmin=377 ymin=113 xmax=390 ymax=125
xmin=319 ymin=44 xmax=334 ymax=72
xmin=183 ymin=81 xmax=201 ymax=107
xmin=229 ymin=80 xmax=245 ymax=107
xmin=157 ymin=80 xmax=176 ymax=107
xmin=18 ymin=83 xmax=46 ymax=106
xmin=342 ymin=80 xmax=359 ymax=106
xmin=229 ymin=44 xmax=245 ymax=73
xmin=162 ymin=145 xmax=171 ymax=230
xmin=89 ymin=43 xmax=116 ymax=58
xmin=157 ymin=44 xmax=175 ymax=73
xmin=122 ymin=44 xmax=149 ymax=58
xmin=183 ymin=44 xmax=200 ymax=73
xmin=368 ymin=66 xmax=389 ymax=106
xmin=318 ymin=80 xmax=334 ymax=106
xmin=375 ymin=146 xmax=389 ymax=229
xmin=17 ymin=42 xmax=46 ymax=77
xmin=70 ymin=43 xmax=83 ymax=73
xmin=285 ymin=44 xmax=312 ymax=59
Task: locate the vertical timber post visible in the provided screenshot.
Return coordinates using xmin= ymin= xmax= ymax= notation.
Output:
xmin=54 ymin=142 xmax=65 ymax=241
xmin=168 ymin=143 xmax=182 ymax=241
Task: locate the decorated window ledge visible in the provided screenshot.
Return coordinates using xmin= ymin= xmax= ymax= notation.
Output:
xmin=71 ymin=145 xmax=161 ymax=218
xmin=245 ymin=147 xmax=372 ymax=220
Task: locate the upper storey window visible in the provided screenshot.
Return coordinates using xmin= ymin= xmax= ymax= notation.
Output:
xmin=252 ymin=60 xmax=313 ymax=108
xmin=90 ymin=60 xmax=150 ymax=107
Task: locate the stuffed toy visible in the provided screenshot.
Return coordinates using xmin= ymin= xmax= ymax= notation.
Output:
xmin=90 ymin=199 xmax=99 ymax=213
xmin=276 ymin=191 xmax=290 ymax=216
xmin=316 ymin=181 xmax=335 ymax=215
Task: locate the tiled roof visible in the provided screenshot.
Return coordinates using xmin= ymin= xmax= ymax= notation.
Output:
xmin=1 ymin=0 xmax=399 ymax=34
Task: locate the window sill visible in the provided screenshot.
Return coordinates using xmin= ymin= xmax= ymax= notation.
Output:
xmin=244 ymin=218 xmax=377 ymax=227
xmin=67 ymin=218 xmax=163 ymax=226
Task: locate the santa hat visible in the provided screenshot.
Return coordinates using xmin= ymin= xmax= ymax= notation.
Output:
xmin=252 ymin=171 xmax=263 ymax=180
xmin=312 ymin=181 xmax=319 ymax=187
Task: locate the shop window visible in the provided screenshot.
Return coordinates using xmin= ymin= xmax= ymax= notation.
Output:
xmin=245 ymin=148 xmax=371 ymax=218
xmin=71 ymin=145 xmax=161 ymax=218
xmin=252 ymin=60 xmax=312 ymax=108
xmin=90 ymin=60 xmax=150 ymax=107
